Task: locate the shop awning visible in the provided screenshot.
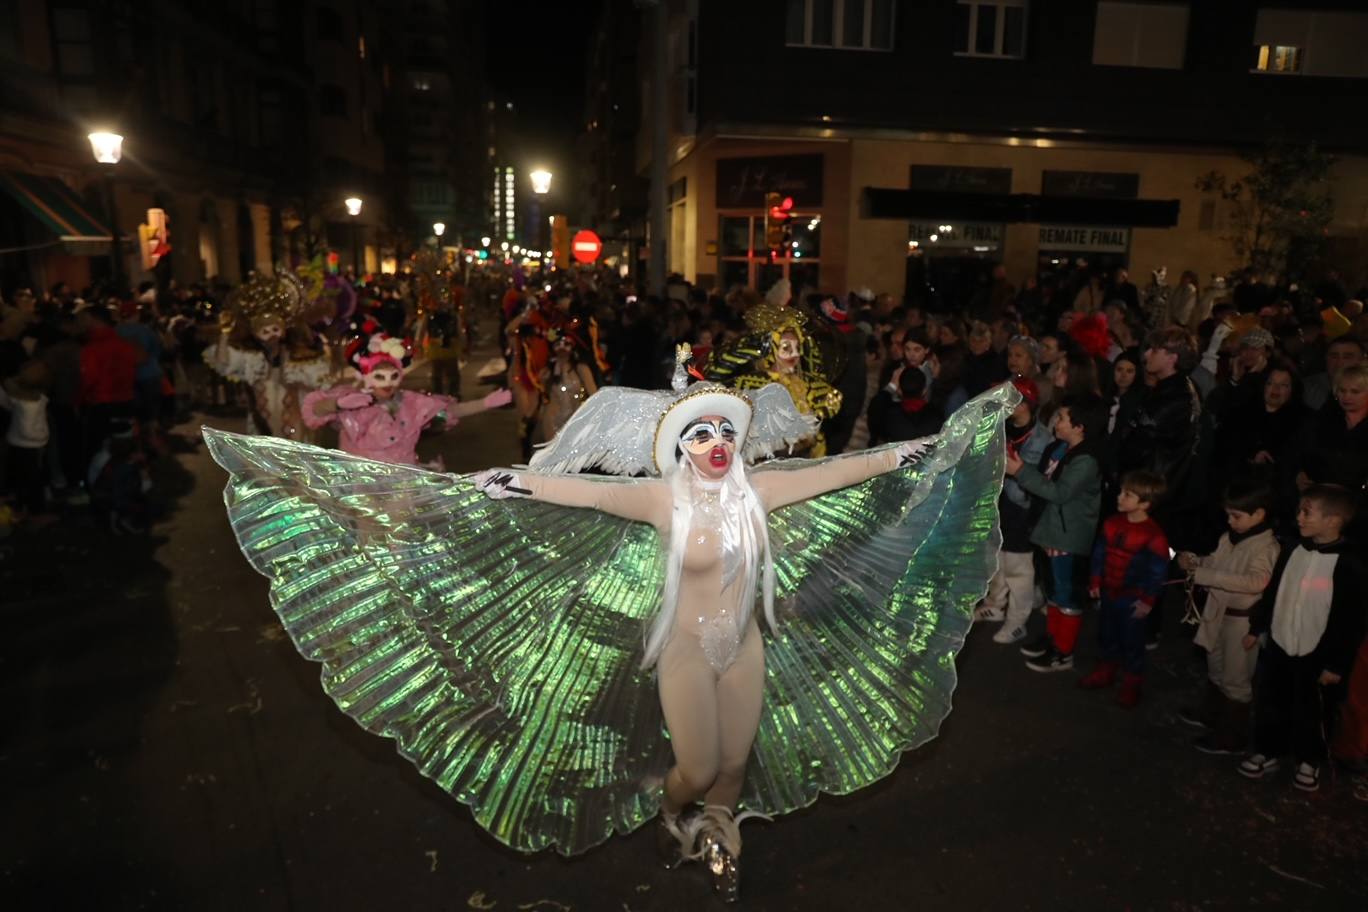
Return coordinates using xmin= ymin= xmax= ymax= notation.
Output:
xmin=862 ymin=188 xmax=1180 ymax=228
xmin=0 ymin=170 xmax=113 ymax=254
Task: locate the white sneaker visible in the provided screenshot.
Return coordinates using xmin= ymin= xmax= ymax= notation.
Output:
xmin=1293 ymin=762 xmax=1320 ymax=792
xmin=1238 ymin=753 xmax=1280 ymax=780
xmin=993 ymin=624 xmax=1028 ymax=645
xmin=974 ymin=604 xmax=1006 ymax=623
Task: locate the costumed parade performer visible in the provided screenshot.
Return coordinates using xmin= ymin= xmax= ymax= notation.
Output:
xmin=208 ymin=270 xmax=333 ymax=441
xmin=202 ymin=347 xmax=1015 ymax=902
xmin=537 ymin=328 xmax=599 ymax=441
xmin=705 ymin=298 xmax=843 ymax=456
xmin=302 ymin=320 xmax=511 ymax=467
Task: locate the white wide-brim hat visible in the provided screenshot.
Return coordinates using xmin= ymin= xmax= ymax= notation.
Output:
xmin=652 ymin=384 xmax=753 ymax=475
xmin=528 ymin=381 xmax=816 ymax=477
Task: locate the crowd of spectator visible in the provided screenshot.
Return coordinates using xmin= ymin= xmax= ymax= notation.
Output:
xmin=3 ymin=254 xmax=1366 ymax=799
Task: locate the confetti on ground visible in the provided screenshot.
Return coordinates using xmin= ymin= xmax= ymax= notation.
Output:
xmin=425 ymin=850 xmax=438 ymax=872
xmin=467 ymin=892 xmax=496 ymax=910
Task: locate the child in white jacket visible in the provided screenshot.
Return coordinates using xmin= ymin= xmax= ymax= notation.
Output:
xmin=1176 ymin=480 xmax=1280 ymax=754
xmin=0 ymin=360 xmax=51 ymax=518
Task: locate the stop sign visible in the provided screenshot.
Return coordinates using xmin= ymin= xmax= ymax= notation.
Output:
xmin=571 ymin=229 xmax=603 ymax=264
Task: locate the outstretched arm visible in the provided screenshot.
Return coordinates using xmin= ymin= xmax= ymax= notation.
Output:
xmin=751 ymin=440 xmax=930 ymax=511
xmin=475 ymin=469 xmax=668 ymax=526
xmin=444 ymin=388 xmax=513 ymax=421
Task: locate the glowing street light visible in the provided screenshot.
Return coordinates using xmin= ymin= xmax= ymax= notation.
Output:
xmin=88 ymin=131 xmax=124 ymax=164
xmin=530 ymin=169 xmax=552 ymax=194
xmin=433 ymin=222 xmax=446 ymax=238
xmin=88 ymin=131 xmax=125 ymax=287
xmin=480 ymin=236 xmax=491 ymax=247
xmin=500 ymin=241 xmax=510 ymax=251
xmin=344 ymin=197 xmax=364 ymax=274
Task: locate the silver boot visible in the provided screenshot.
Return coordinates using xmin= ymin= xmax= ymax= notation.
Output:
xmin=697 ymin=805 xmax=769 ymax=903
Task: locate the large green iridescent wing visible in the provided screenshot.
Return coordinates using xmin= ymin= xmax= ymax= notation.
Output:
xmin=202 ymin=430 xmax=671 ymax=855
xmin=743 ymin=385 xmax=1011 ymax=814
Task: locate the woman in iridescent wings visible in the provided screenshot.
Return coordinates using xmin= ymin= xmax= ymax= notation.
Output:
xmin=204 ymin=346 xmax=1014 ymax=902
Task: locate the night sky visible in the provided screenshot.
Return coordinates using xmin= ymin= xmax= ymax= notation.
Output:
xmin=485 ymin=3 xmax=599 ymax=187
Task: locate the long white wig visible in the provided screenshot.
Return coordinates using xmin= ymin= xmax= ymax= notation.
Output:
xmin=641 ymin=451 xmax=776 ymax=669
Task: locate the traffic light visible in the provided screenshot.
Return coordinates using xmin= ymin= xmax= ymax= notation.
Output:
xmin=764 ymin=192 xmax=794 ymax=254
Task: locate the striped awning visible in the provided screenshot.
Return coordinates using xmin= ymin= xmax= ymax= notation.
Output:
xmin=0 ymin=170 xmax=112 ymax=254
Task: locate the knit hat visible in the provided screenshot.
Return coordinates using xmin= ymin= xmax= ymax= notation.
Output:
xmin=1009 ymin=376 xmax=1040 ymax=407
xmin=1239 ymin=327 xmax=1274 ymax=351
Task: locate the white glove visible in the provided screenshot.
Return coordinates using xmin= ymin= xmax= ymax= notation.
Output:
xmin=474 ymin=469 xmax=530 ymax=499
xmin=896 ymin=439 xmax=935 ymax=467
xmin=1206 ymin=322 xmax=1234 ymax=355
xmin=1199 ymin=322 xmax=1234 ymax=373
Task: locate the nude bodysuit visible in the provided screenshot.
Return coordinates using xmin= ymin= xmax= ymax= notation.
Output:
xmin=524 ymin=447 xmax=900 ymax=810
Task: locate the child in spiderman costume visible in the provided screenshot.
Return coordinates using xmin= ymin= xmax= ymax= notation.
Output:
xmin=1079 ymin=470 xmax=1171 ymax=707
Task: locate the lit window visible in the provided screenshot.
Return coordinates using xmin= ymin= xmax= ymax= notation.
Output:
xmin=1252 ymin=44 xmax=1302 ymax=73
xmin=953 ymin=0 xmax=1027 ymax=59
xmin=358 ymin=35 xmax=366 ymax=59
xmin=785 ymin=0 xmax=895 ymax=51
xmin=412 ymin=74 xmax=431 ymax=92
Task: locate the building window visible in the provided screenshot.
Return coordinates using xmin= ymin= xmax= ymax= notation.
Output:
xmin=259 ymin=88 xmax=284 ymax=146
xmin=318 ymin=83 xmax=347 ymax=117
xmin=316 ymin=7 xmax=342 ymax=41
xmin=786 ymin=0 xmax=895 ymax=51
xmin=953 ymin=0 xmax=1027 ymax=59
xmin=1093 ymin=2 xmax=1189 ymax=69
xmin=1252 ymin=44 xmax=1301 ymax=74
xmin=1250 ymin=9 xmax=1368 ymax=78
xmin=717 ymin=213 xmax=822 ymax=291
xmin=358 ymin=34 xmax=366 ymax=59
xmin=51 ymin=7 xmax=95 ymax=76
xmin=411 ymin=74 xmax=432 ymax=92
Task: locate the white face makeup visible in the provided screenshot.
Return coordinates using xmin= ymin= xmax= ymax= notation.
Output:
xmin=775 ymin=332 xmax=801 ymax=373
xmin=364 ymin=364 xmax=403 ymax=400
xmin=680 ymin=415 xmax=737 ymax=479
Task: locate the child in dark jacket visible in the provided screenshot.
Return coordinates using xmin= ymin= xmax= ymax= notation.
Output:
xmin=1239 ymin=485 xmax=1366 ymax=792
xmin=1078 ymin=470 xmax=1170 ymax=707
xmin=867 ymin=362 xmax=944 ymax=444
xmin=978 ymin=378 xmax=1047 ymax=644
xmin=1006 ymin=394 xmax=1108 ymax=673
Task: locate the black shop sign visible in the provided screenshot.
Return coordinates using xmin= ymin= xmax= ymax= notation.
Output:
xmin=910 ymin=165 xmax=1012 ymax=195
xmin=715 ymin=154 xmax=824 ymax=208
xmin=1041 ymin=170 xmax=1139 ymax=199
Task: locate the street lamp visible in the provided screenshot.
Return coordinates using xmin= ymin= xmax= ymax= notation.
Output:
xmin=480 ymin=236 xmax=491 ymax=247
xmin=500 ymin=241 xmax=510 ymax=252
xmin=344 ymin=197 xmax=363 ymax=275
xmin=433 ymin=221 xmax=446 ymax=239
xmin=530 ymin=169 xmax=552 ymax=194
xmin=88 ymin=131 xmax=125 ymax=290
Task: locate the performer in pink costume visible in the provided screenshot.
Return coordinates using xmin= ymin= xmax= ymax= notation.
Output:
xmin=303 ymin=321 xmax=511 ymax=466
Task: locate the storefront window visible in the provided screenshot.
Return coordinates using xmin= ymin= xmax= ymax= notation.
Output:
xmin=717 ymin=212 xmax=821 ymax=292
xmin=906 ymin=221 xmax=1004 ymax=311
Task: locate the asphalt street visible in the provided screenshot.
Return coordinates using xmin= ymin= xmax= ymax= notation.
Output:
xmin=3 ymin=355 xmax=1365 ymax=911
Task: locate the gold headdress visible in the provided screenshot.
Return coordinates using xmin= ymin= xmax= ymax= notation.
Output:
xmin=228 ymin=270 xmax=306 ymax=331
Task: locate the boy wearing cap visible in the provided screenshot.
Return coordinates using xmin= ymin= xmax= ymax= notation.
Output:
xmin=1226 ymin=327 xmax=1275 ymax=416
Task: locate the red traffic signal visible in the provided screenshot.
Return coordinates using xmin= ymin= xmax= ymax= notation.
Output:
xmin=766 ymin=192 xmax=794 ymax=222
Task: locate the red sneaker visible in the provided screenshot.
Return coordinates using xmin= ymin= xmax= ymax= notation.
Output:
xmin=1077 ymin=661 xmax=1119 ymax=690
xmin=1117 ymin=673 xmax=1143 ymax=708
